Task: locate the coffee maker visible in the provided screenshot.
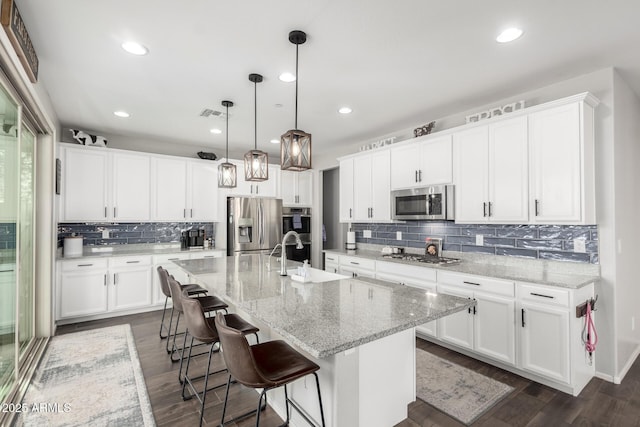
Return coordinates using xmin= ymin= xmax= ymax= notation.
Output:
xmin=181 ymin=229 xmax=205 ymax=249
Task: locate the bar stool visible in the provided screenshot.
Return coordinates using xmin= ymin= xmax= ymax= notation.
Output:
xmin=157 ymin=266 xmax=208 ymax=340
xmin=167 ymin=275 xmax=228 ymax=363
xmin=180 ymin=295 xmax=260 ymax=427
xmin=215 ymin=312 xmax=326 ymax=427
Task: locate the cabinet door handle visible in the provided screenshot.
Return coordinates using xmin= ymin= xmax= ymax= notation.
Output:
xmin=256 ymin=186 xmax=259 ymax=194
xmin=0 ymin=269 xmax=13 ymax=273
xmin=535 ymin=199 xmax=540 ymax=216
xmin=184 ymin=208 xmax=187 ymax=218
xmin=415 ymin=170 xmax=418 ymax=183
xmin=483 ymin=202 xmax=487 ymax=217
xmin=521 ymin=308 xmax=526 ymax=327
xmin=473 ymin=298 xmax=477 ymax=315
xmin=204 ymin=256 xmax=215 ymax=258
xmin=168 ymin=258 xmax=179 ymax=261
xmin=104 ymin=274 xmax=107 ymax=286
xmin=126 ymin=260 xmax=140 ymax=264
xmin=418 ymin=170 xmax=422 ymax=182
xmin=349 ymin=208 xmax=352 ymax=218
xmin=113 ymin=273 xmax=117 ymax=285
xmin=77 ymin=263 xmax=93 ymax=267
xmin=190 ymin=209 xmax=193 ymax=218
xmin=350 ymin=261 xmax=360 ymax=265
xmin=530 ymin=292 xmax=554 ymax=299
xmin=463 ymin=281 xmax=480 ymax=286
xmin=488 ymin=202 xmax=492 ymax=217
xmin=114 ymin=207 xmax=117 ymax=217
xmin=104 ymin=206 xmax=107 ymax=218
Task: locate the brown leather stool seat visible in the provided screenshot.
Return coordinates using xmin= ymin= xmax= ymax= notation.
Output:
xmin=180 ymin=296 xmax=260 ymax=427
xmin=157 ymin=266 xmax=207 ymax=341
xmin=215 ymin=312 xmax=326 ymax=427
xmin=167 ymin=275 xmax=228 ymax=363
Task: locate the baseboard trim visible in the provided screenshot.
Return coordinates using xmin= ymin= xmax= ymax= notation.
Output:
xmin=613 ymin=344 xmax=640 ymax=385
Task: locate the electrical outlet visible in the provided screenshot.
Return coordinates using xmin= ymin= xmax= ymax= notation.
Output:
xmin=574 ymin=238 xmax=586 ymax=253
xmin=102 ymin=229 xmax=110 ymax=239
xmin=363 ymin=230 xmax=372 ymax=238
xmin=396 ymin=231 xmax=402 ymax=240
xmin=476 ymin=234 xmax=483 ymax=246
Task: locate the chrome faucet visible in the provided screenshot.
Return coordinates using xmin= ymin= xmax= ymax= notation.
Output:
xmin=279 ymin=231 xmax=304 ymax=276
xmin=268 ymin=243 xmax=283 ymax=270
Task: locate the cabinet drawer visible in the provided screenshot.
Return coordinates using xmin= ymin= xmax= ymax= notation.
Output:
xmin=109 ymin=255 xmax=152 ymax=268
xmin=324 ymin=253 xmax=340 ymax=264
xmin=339 ymin=255 xmax=375 ymax=270
xmin=189 ymin=251 xmax=224 ymax=260
xmin=438 ymin=271 xmax=514 ymax=297
xmin=376 ymin=261 xmax=437 ymax=282
xmin=154 ymin=253 xmax=191 ymax=264
xmin=518 ymin=283 xmax=569 ymax=307
xmin=60 ymin=258 xmax=108 ymax=272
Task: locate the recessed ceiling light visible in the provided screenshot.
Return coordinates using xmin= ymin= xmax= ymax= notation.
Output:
xmin=270 ymin=139 xmax=280 ymax=144
xmin=113 ymin=111 xmax=130 ymax=118
xmin=496 ymin=28 xmax=523 ymax=43
xmin=210 ymin=128 xmax=222 ymax=134
xmin=121 ymin=41 xmax=148 ymax=55
xmin=279 ymin=72 xmax=296 ymax=83
xmin=338 ymin=106 xmax=352 ymax=114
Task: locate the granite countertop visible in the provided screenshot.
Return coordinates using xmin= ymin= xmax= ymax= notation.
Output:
xmin=174 ymin=254 xmax=474 ymax=358
xmin=324 ymin=248 xmax=600 ymax=289
xmin=56 ymin=243 xmax=225 ymax=260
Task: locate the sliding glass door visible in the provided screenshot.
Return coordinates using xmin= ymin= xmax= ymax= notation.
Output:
xmin=0 ymin=84 xmax=18 ymax=401
xmin=0 ymin=83 xmax=36 ymax=401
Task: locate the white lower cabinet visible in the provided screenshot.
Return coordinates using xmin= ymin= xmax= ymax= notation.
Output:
xmin=58 ymin=255 xmax=153 ymax=321
xmin=324 ymin=253 xmax=340 ymax=273
xmin=338 ymin=255 xmax=376 ymax=278
xmin=437 ymin=271 xmax=516 ymax=365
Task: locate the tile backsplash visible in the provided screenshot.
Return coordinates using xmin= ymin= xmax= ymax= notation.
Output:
xmin=351 ymin=222 xmax=598 ymax=264
xmin=57 ymin=222 xmax=215 ymax=248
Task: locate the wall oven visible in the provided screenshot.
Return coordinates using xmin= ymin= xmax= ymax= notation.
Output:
xmin=282 ymin=207 xmax=312 ymax=264
xmin=391 ymin=185 xmax=455 ymax=220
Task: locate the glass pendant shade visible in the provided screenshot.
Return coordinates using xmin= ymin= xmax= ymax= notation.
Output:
xmin=244 ymin=73 xmax=269 ymax=181
xmin=280 ymin=129 xmax=311 ymax=171
xmin=244 ymin=149 xmax=269 ymax=181
xmin=218 ymin=99 xmax=237 ymax=188
xmin=218 ymin=161 xmax=237 ymax=188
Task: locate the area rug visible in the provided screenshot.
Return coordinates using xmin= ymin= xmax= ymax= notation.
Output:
xmin=15 ymin=324 xmax=155 ymax=427
xmin=416 ymin=348 xmax=513 ymax=425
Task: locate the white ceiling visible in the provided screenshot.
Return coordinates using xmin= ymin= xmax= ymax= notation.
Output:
xmin=17 ymin=0 xmax=640 ymax=159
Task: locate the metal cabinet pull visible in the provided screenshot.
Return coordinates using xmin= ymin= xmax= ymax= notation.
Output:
xmin=535 ymin=199 xmax=540 ymax=216
xmin=0 ymin=269 xmax=14 ymax=273
xmin=418 ymin=170 xmax=422 ymax=182
xmin=105 ymin=206 xmax=108 ymax=218
xmin=114 ymin=207 xmax=117 ymax=217
xmin=415 ymin=170 xmax=418 ymax=182
xmin=77 ymin=263 xmax=93 ymax=267
xmin=104 ymin=274 xmax=107 ymax=286
xmin=463 ymin=281 xmax=480 ymax=286
xmin=349 ymin=208 xmax=352 ymax=218
xmin=126 ymin=260 xmax=140 ymax=264
xmin=530 ymin=292 xmax=554 ymax=299
xmin=184 ymin=208 xmax=187 ymax=218
xmin=350 ymin=261 xmax=360 ymax=265
xmin=488 ymin=202 xmax=492 ymax=217
xmin=113 ymin=273 xmax=117 ymax=285
xmin=483 ymin=202 xmax=487 ymax=217
xmin=168 ymin=257 xmax=179 ymax=261
xmin=204 ymin=256 xmax=215 ymax=258
xmin=191 ymin=209 xmax=193 ymax=218
xmin=521 ymin=308 xmax=526 ymax=327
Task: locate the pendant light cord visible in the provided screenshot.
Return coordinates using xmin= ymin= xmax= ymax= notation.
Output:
xmin=295 ymin=43 xmax=299 ymax=130
xmin=254 ymin=80 xmax=257 ymax=150
xmin=225 ymin=103 xmax=229 ymax=161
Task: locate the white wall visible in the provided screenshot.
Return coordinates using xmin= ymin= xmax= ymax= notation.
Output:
xmin=612 ymin=71 xmax=640 ymax=379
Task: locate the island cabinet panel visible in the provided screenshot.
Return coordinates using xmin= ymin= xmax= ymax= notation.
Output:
xmin=324 ymin=253 xmax=339 ymax=273
xmin=338 ymin=255 xmax=376 ymax=278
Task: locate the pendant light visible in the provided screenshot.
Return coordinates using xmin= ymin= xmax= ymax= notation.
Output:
xmin=280 ymin=30 xmax=312 ymax=171
xmin=244 ymin=73 xmax=269 ymax=181
xmin=218 ymin=100 xmax=237 ymax=188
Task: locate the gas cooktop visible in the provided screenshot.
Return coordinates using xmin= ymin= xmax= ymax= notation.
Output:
xmin=381 ymin=253 xmax=460 ymax=265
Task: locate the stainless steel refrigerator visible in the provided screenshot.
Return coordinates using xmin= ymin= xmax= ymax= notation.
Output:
xmin=227 ymin=197 xmax=283 ymax=256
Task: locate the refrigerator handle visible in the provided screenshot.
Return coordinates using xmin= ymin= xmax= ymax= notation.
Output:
xmin=258 ymin=200 xmax=264 ymax=246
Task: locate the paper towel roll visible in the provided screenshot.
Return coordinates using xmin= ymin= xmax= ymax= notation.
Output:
xmin=64 ymin=236 xmax=84 ymax=257
xmin=346 ymin=231 xmax=356 ymax=250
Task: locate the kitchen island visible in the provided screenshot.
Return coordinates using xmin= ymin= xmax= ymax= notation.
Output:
xmin=174 ymin=254 xmax=473 ymax=427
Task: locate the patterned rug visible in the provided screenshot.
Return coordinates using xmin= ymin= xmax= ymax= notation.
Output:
xmin=15 ymin=324 xmax=155 ymax=427
xmin=416 ymin=348 xmax=513 ymax=425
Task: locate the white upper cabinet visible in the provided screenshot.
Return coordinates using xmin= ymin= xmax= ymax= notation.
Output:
xmin=390 ymin=134 xmax=452 ymax=190
xmin=151 ymin=156 xmax=188 ymax=221
xmin=281 ymin=170 xmax=313 ymax=206
xmin=529 ymin=96 xmax=597 ymax=224
xmin=454 ymin=115 xmax=531 ymax=223
xmin=227 ymin=161 xmax=280 ymax=198
xmin=339 ymin=158 xmax=355 ymax=222
xmin=187 ymin=161 xmax=218 ymax=221
xmin=112 ymin=152 xmax=151 ymax=221
xmin=60 ymin=146 xmax=151 ymax=222
xmin=349 ymin=150 xmax=391 ymax=222
xmin=60 ymin=146 xmax=109 ymax=222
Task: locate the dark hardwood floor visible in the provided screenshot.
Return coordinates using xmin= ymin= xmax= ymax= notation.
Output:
xmin=56 ymin=310 xmax=640 ymax=427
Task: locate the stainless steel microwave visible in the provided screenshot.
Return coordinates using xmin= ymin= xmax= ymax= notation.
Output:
xmin=391 ymin=185 xmax=455 ymax=220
